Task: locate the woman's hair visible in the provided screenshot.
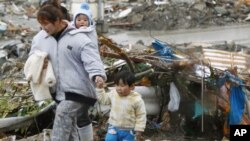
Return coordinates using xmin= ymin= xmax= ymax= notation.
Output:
xmin=114 ymin=71 xmax=136 ymax=87
xmin=40 ymin=0 xmax=60 ymax=7
xmin=37 ymin=0 xmax=70 ymax=23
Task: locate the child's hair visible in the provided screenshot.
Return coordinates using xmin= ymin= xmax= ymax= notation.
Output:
xmin=114 ymin=71 xmax=136 ymax=87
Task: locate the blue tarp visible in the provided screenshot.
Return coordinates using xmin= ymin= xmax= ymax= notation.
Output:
xmin=229 ymin=86 xmax=245 ymax=125
xmin=193 ymin=101 xmax=209 ymax=119
xmin=151 ymin=40 xmax=174 ymax=59
xmin=217 ymin=71 xmax=246 ymax=125
xmin=217 ymin=71 xmax=243 ymax=88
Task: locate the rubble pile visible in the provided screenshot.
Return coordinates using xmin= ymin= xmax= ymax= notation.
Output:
xmin=107 ymin=0 xmax=250 ymax=30
xmin=98 ymin=36 xmax=250 ymax=140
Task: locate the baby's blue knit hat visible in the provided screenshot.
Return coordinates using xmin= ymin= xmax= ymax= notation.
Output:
xmin=73 ymin=2 xmax=93 ymax=26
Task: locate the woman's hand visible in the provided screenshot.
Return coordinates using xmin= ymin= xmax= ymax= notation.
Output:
xmin=43 ymin=57 xmax=48 ymax=69
xmin=95 ymin=76 xmax=104 ymax=88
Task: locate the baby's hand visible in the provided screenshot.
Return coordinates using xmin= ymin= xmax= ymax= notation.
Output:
xmin=136 ymin=131 xmax=143 ymax=141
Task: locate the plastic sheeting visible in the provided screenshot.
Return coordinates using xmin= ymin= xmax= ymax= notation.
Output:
xmin=168 ymin=82 xmax=180 ymax=112
xmin=152 ymin=40 xmax=174 ymax=59
xmin=229 ymin=86 xmax=245 ymax=125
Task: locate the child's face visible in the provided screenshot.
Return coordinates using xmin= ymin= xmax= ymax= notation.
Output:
xmin=76 ymin=14 xmax=89 ymax=28
xmin=115 ymin=79 xmax=134 ymax=97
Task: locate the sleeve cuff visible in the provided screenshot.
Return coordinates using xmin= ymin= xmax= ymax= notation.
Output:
xmin=134 ymin=127 xmax=144 ymax=132
xmin=96 ymin=88 xmax=105 ymax=93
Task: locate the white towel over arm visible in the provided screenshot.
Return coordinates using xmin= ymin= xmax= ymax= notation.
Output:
xmin=24 ymin=50 xmax=56 ymax=101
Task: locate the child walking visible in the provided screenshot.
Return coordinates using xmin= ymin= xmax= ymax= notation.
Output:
xmin=96 ymin=70 xmax=147 ymax=141
xmin=72 ymin=2 xmax=98 ymax=46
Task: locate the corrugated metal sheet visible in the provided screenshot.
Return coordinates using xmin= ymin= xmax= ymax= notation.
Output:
xmin=202 ymin=48 xmax=250 ymax=72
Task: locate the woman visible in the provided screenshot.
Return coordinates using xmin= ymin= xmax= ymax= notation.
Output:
xmin=30 ymin=1 xmax=106 ymax=141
